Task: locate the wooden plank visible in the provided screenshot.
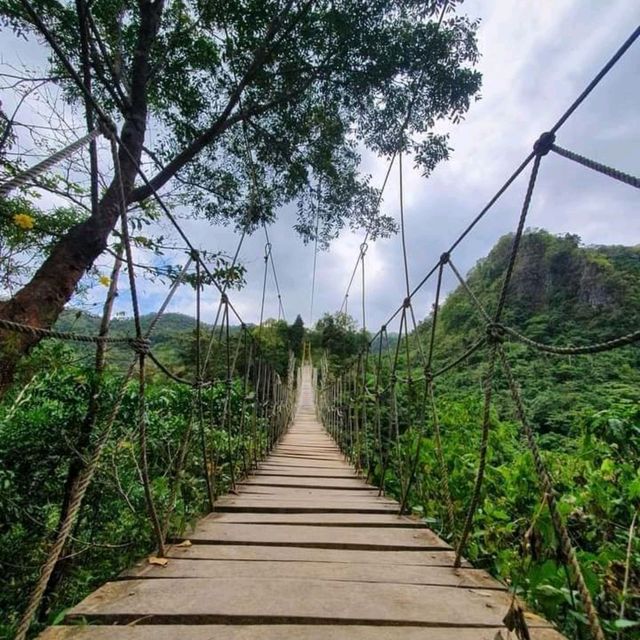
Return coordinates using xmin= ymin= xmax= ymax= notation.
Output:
xmin=202 ymin=512 xmax=427 ymax=527
xmin=64 ymin=577 xmax=555 ymax=628
xmin=219 ymin=495 xmax=397 ymax=506
xmin=273 ymin=452 xmax=340 ymax=458
xmin=165 ymin=543 xmax=468 ymax=566
xmin=271 ymin=447 xmax=342 ymax=452
xmin=225 ymin=490 xmax=396 ymax=502
xmin=186 ymin=523 xmax=449 ymax=550
xmin=212 ymin=501 xmax=399 ymax=514
xmin=254 ymin=467 xmax=359 ymax=477
xmin=120 ymin=558 xmax=500 ymax=589
xmin=238 ymin=484 xmax=378 ymax=501
xmin=260 ymin=458 xmax=352 ymax=467
xmin=239 ymin=476 xmax=375 ymax=489
xmin=42 ymin=625 xmax=567 ymax=639
xmin=215 ymin=493 xmax=398 ymax=513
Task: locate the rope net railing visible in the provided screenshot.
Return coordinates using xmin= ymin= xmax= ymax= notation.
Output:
xmin=0 ymin=5 xmax=299 ymax=639
xmin=1 ymin=208 xmax=298 ymax=639
xmin=315 ymin=25 xmax=640 ymax=640
xmin=1 ymin=202 xmax=298 ymax=639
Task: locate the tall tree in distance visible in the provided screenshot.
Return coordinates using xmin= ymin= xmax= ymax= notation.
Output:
xmin=0 ymin=0 xmax=481 ymax=390
xmin=288 ymin=314 xmax=305 ymax=358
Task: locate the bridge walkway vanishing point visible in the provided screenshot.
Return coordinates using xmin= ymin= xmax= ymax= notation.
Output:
xmin=41 ymin=367 xmax=564 ymax=639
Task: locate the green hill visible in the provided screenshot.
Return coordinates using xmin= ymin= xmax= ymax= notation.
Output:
xmin=54 ymin=311 xmax=247 ymax=373
xmin=418 ymin=230 xmax=640 ymax=433
xmin=57 ymin=310 xmax=207 ymax=338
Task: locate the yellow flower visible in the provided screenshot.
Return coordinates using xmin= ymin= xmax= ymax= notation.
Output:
xmin=99 ymin=275 xmax=111 ymax=287
xmin=13 ymin=213 xmax=35 ymax=230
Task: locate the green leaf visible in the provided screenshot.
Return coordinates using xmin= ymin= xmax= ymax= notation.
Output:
xmin=613 ymin=619 xmax=640 ymax=630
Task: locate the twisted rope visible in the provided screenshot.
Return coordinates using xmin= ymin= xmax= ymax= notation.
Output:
xmin=551 ymin=144 xmax=639 ymax=189
xmin=428 ymin=379 xmax=456 ymax=533
xmin=147 ymin=350 xmax=210 ymax=387
xmin=454 ymin=341 xmax=497 ymax=567
xmin=0 ymin=128 xmax=102 ymax=197
xmin=0 ymin=317 xmax=132 ymax=345
xmin=13 ymin=360 xmax=135 ymax=640
xmin=502 ymin=324 xmax=640 ymax=355
xmin=432 ymin=337 xmax=486 ymax=378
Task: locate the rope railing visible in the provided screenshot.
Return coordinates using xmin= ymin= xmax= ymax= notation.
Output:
xmin=315 ymin=26 xmax=640 ymax=640
xmin=0 ymin=127 xmax=103 ymax=197
xmin=1 ymin=7 xmax=298 ymax=638
xmin=6 ymin=240 xmax=298 ymax=640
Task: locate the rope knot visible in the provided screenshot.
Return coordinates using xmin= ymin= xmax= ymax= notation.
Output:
xmin=189 ymin=248 xmax=200 ymax=260
xmin=486 ymin=322 xmax=505 ymax=344
xmin=360 ymin=242 xmax=369 ymax=255
xmin=220 ymin=292 xmax=229 ymax=304
xmin=424 ymin=366 xmax=434 ymax=383
xmin=129 ymin=337 xmax=151 ymax=355
xmin=402 ymin=297 xmax=411 ymax=309
xmin=440 ymin=252 xmax=450 ymax=264
xmin=533 ymin=131 xmax=556 ymax=156
xmin=98 ymin=118 xmax=117 ymax=139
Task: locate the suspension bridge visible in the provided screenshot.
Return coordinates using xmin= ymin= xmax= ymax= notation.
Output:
xmin=0 ymin=4 xmax=638 ymax=639
xmin=39 ymin=366 xmax=564 ymax=640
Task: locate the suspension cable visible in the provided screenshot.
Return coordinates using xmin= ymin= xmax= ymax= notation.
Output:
xmin=309 ymin=181 xmax=321 ymax=325
xmin=263 ymin=224 xmax=287 ymax=322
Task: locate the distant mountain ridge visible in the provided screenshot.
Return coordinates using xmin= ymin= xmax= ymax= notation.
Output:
xmin=420 ymin=229 xmax=640 ymax=433
xmin=55 ymin=311 xmax=243 ymax=339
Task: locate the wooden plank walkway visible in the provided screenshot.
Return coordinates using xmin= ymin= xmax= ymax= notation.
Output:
xmin=41 ymin=367 xmax=564 ymax=639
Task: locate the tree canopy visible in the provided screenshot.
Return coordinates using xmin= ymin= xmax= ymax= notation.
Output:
xmin=0 ymin=0 xmax=480 ymax=389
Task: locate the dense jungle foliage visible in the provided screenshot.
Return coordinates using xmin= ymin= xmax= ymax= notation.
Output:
xmin=321 ymin=230 xmax=640 ymax=638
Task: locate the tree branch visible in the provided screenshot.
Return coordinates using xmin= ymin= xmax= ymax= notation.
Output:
xmin=86 ymin=9 xmax=131 ymax=110
xmin=128 ymin=0 xmax=306 ymax=203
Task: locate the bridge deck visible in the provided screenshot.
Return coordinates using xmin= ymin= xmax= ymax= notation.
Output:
xmin=41 ymin=367 xmax=564 ymax=639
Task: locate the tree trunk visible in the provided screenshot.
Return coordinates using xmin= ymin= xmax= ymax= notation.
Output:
xmin=0 ymin=146 xmax=136 ymax=392
xmin=0 ymin=0 xmax=164 ymax=395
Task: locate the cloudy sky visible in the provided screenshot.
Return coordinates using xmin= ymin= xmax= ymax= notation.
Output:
xmin=2 ymin=1 xmax=639 ymax=333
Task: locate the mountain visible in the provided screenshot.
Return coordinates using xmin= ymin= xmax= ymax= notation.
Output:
xmin=54 ymin=311 xmax=246 ymax=372
xmin=439 ymin=230 xmax=640 ymax=339
xmin=57 ymin=311 xmax=204 ymax=337
xmin=419 ymin=229 xmax=640 ymax=434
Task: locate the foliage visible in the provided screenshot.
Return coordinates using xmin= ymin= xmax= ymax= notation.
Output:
xmin=0 ymin=195 xmax=86 ymax=291
xmin=0 ymin=339 xmax=282 ymax=637
xmin=1 ymin=0 xmax=481 ymax=243
xmin=288 ymin=314 xmax=305 ymax=358
xmin=309 ymin=311 xmax=366 ymax=373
